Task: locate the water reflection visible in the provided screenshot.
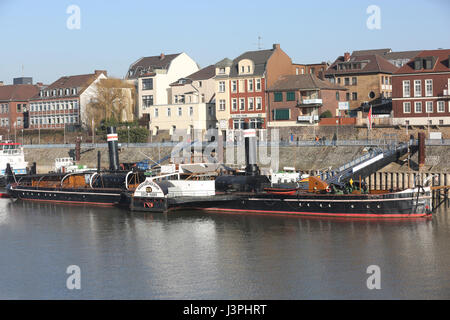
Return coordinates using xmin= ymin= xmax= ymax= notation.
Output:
xmin=0 ymin=199 xmax=449 ymax=299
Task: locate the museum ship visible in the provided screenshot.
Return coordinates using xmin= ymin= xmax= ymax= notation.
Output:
xmin=128 ymin=130 xmax=432 ymax=218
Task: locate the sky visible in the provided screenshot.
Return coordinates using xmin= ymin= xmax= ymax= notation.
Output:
xmin=0 ymin=0 xmax=449 ymax=85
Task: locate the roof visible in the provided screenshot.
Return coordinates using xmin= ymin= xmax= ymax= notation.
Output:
xmin=170 ymin=65 xmax=216 ymax=86
xmin=215 ymin=58 xmax=233 ymax=68
xmin=394 ymin=49 xmax=450 ymax=74
xmin=267 ymin=74 xmax=347 ymax=92
xmin=352 ymin=48 xmax=392 ymax=56
xmin=0 ymin=84 xmax=40 ymax=101
xmin=126 ymin=53 xmax=181 ymax=79
xmin=29 ymin=71 xmax=106 ymax=100
xmin=382 ymin=50 xmax=421 ymax=61
xmin=229 ymin=48 xmax=274 ymax=78
xmin=325 ymin=54 xmax=398 ymax=76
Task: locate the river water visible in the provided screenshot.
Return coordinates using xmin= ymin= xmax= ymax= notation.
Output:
xmin=0 ymin=199 xmax=449 ymax=299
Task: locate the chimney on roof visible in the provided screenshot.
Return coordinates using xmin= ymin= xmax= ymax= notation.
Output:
xmin=160 ymin=53 xmax=165 ymax=60
xmin=273 ymin=44 xmax=280 ymax=50
xmin=95 ymin=70 xmax=107 ymax=77
xmin=344 ymin=52 xmax=350 ymax=61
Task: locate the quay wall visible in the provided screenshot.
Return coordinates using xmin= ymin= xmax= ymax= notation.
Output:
xmin=24 ymin=145 xmax=450 ymax=174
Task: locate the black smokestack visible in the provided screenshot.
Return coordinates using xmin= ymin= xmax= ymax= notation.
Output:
xmin=107 ymin=127 xmax=120 ymax=171
xmin=243 ymin=123 xmax=258 ymax=176
xmin=97 ymin=150 xmax=101 ymax=173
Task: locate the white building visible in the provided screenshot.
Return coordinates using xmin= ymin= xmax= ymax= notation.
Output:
xmin=125 ymin=52 xmax=200 ymax=119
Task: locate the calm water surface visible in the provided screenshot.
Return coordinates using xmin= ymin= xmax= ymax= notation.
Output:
xmin=0 ymin=199 xmax=449 ymax=299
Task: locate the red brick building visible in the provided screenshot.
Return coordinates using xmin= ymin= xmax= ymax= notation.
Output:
xmin=0 ymin=84 xmax=40 ymax=135
xmin=225 ymin=44 xmax=294 ymax=130
xmin=266 ymin=74 xmax=348 ymax=127
xmin=392 ymin=49 xmax=450 ymax=126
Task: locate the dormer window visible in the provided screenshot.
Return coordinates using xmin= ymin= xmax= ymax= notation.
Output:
xmin=219 ymin=68 xmax=225 ymax=74
xmin=72 ymin=88 xmax=77 ymax=95
xmin=65 ymin=88 xmax=70 ymax=95
xmin=241 ymin=66 xmax=245 ymax=73
xmin=39 ymin=91 xmax=43 ymax=97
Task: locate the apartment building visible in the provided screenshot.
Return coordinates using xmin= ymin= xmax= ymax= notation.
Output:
xmin=27 ymin=70 xmax=107 ymax=129
xmin=125 ymin=52 xmax=199 ymax=119
xmin=267 ymin=74 xmax=348 ymax=127
xmin=392 ymin=49 xmax=450 ymax=126
xmin=325 ymin=52 xmax=398 ymax=110
xmin=148 ymin=65 xmax=217 ymax=138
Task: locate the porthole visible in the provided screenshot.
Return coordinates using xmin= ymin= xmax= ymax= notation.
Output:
xmin=307 ymin=203 xmax=310 ymax=207
xmin=328 ymin=204 xmax=331 ymax=208
xmin=351 ymin=205 xmax=354 ymax=208
xmin=377 ymin=205 xmax=381 ymax=209
xmin=366 ymin=205 xmax=370 ymax=209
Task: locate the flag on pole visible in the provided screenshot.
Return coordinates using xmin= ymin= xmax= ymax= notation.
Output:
xmin=367 ymin=105 xmax=372 ymax=130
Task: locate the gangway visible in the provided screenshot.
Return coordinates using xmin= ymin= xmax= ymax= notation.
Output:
xmin=324 ymin=142 xmax=417 ymax=187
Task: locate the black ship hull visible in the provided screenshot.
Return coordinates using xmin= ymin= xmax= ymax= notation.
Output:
xmin=7 ymin=185 xmax=123 ymax=206
xmin=130 ymin=190 xmax=432 ymax=218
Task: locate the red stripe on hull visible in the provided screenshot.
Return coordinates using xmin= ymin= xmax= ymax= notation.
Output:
xmin=188 ymin=207 xmax=429 ymax=219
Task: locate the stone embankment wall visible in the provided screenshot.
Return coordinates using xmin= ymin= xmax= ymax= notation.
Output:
xmin=25 ymin=145 xmax=450 ymax=174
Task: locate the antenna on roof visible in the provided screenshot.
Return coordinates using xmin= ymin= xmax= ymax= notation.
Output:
xmin=253 ymin=35 xmax=263 ymax=50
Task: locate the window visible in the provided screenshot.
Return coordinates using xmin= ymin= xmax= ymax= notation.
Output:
xmin=167 ymin=108 xmax=171 ymax=117
xmin=189 ymin=106 xmax=193 ymax=116
xmin=255 ymin=79 xmax=261 ymax=91
xmin=239 ymin=98 xmax=245 ymax=111
xmin=414 ymin=80 xmax=422 ymax=97
xmin=198 ymin=81 xmax=202 ymax=88
xmin=241 ymin=66 xmax=244 ymax=73
xmin=233 ymin=119 xmax=245 ymax=129
xmin=336 ymin=91 xmax=340 ymax=100
xmin=352 ymin=92 xmax=357 ymax=100
xmin=219 ymin=99 xmax=225 ymax=111
xmin=381 ymin=76 xmax=384 ymax=85
xmin=219 ymin=68 xmax=225 ymax=74
xmin=286 ymin=92 xmax=295 ymax=101
xmin=142 ymin=78 xmax=153 ymax=90
xmin=231 ymin=80 xmax=237 ymax=92
xmin=247 ymin=66 xmax=250 ymax=73
xmin=154 ymin=108 xmax=158 ymax=118
xmin=426 ymin=101 xmax=433 ymax=113
xmin=344 ymin=78 xmax=350 ymax=86
xmin=248 ymin=98 xmax=254 ymax=111
xmin=17 ymin=104 xmax=22 ymax=113
xmin=248 ymin=79 xmax=253 ymax=92
xmin=273 ymin=109 xmax=290 ymax=120
xmin=437 ymin=101 xmax=445 ymax=113
xmin=274 ymin=92 xmax=283 ymax=102
xmin=256 ymin=97 xmax=262 ymax=110
xmin=178 ymin=107 xmax=182 ymax=116
xmin=142 ymin=95 xmax=153 ymax=107
xmin=208 ymin=106 xmax=214 ymax=116
xmin=201 ymin=94 xmax=205 ymax=103
xmin=337 ymin=78 xmax=341 ymax=84
xmin=232 ymin=98 xmax=237 ymax=111
xmin=414 ymin=101 xmax=422 ymax=113
xmin=403 ymin=80 xmax=410 ymax=97
xmin=218 ymin=81 xmax=225 ymax=93
xmin=346 ymin=92 xmax=350 ymax=101
xmin=425 ymin=79 xmax=433 ymax=97
xmin=352 ymin=77 xmax=357 ymax=85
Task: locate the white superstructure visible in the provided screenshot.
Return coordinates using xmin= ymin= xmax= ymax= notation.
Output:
xmin=0 ymin=140 xmax=28 ymax=175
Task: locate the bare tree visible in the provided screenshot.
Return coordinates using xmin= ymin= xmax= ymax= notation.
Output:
xmin=86 ymin=78 xmax=135 ymax=129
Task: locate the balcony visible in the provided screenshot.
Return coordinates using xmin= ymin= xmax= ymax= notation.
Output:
xmin=297 ymin=115 xmax=319 ymax=122
xmin=301 ymin=98 xmax=323 ymax=105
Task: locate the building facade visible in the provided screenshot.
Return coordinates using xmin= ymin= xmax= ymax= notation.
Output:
xmin=0 ymin=84 xmax=40 ymax=134
xmin=267 ymin=74 xmax=348 ymax=127
xmin=392 ymin=49 xmax=450 ymax=126
xmin=126 ymin=52 xmax=199 ymax=119
xmin=222 ymin=44 xmax=294 ymax=136
xmin=292 ymin=62 xmax=329 ymax=79
xmin=147 ymin=65 xmax=217 ymax=138
xmin=27 ymin=70 xmax=107 ymax=130
xmin=325 ymin=52 xmax=398 ymax=110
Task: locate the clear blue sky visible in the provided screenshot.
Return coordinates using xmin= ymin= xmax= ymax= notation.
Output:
xmin=1 ymin=0 xmax=449 ymax=84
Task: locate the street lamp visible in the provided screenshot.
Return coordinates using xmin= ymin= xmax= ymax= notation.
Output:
xmin=127 ymin=126 xmax=130 ymax=146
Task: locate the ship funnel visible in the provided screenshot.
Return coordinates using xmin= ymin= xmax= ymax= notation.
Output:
xmin=243 ymin=124 xmax=259 ymax=176
xmin=107 ymin=127 xmax=120 ymax=171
